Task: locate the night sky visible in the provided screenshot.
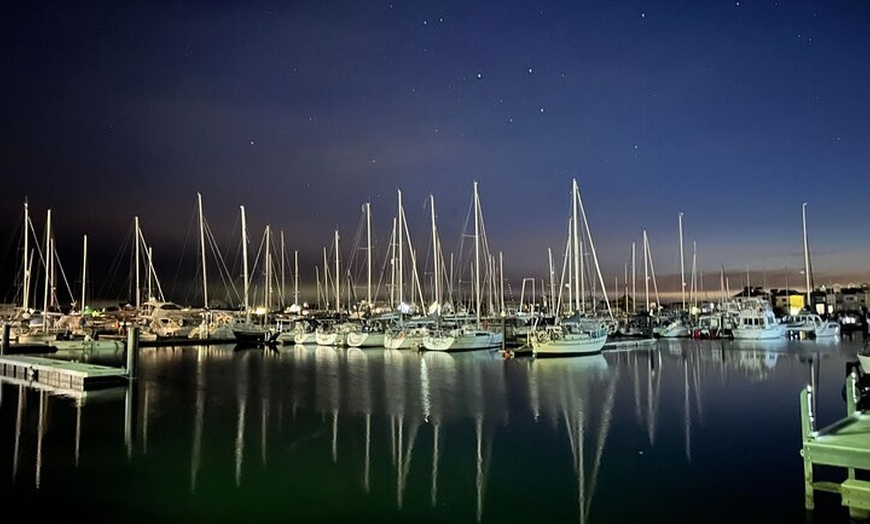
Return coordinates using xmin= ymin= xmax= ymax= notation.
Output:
xmin=2 ymin=1 xmax=869 ymax=307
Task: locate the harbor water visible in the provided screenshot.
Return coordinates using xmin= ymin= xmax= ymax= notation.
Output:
xmin=0 ymin=335 xmax=865 ymax=523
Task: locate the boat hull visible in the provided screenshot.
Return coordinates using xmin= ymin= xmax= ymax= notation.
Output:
xmin=531 ymin=324 xmax=607 ymax=357
xmin=422 ymin=329 xmax=503 ymax=351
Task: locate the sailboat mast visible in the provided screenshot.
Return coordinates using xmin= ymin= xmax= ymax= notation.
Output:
xmin=631 ymin=241 xmax=636 ymax=314
xmin=240 ymin=205 xmax=250 ymax=322
xmin=294 ymin=249 xmax=299 ymax=307
xmin=22 ymin=200 xmax=30 ymax=311
xmin=802 ymin=202 xmax=812 ymax=311
xmin=334 ymin=230 xmax=340 ymax=313
xmin=679 ymin=212 xmax=686 ymax=311
xmin=643 ymin=230 xmax=650 ymax=312
xmin=134 ymin=215 xmax=141 ymax=310
xmin=281 ymin=230 xmax=286 ymax=308
xmin=197 ymin=192 xmax=208 ymax=309
xmin=397 ymin=189 xmax=404 ymax=308
xmin=366 ymin=202 xmax=372 ymax=306
xmin=430 ymin=195 xmax=440 ymax=310
xmin=266 ymin=225 xmax=272 ymax=313
xmin=548 ymin=247 xmax=555 ymax=316
xmin=572 ymin=179 xmax=581 ymax=313
xmin=473 ymin=182 xmax=482 ymax=321
xmin=81 ymin=234 xmax=87 ymax=313
xmin=42 ymin=209 xmax=52 ymax=331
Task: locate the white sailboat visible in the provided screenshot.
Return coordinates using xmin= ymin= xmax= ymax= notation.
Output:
xmin=346 ymin=202 xmax=390 ymax=348
xmin=423 ymin=182 xmax=503 ymax=351
xmin=383 ymin=188 xmax=433 ymax=350
xmin=532 ymin=179 xmax=609 ymax=357
xmin=232 ymin=206 xmax=273 ymax=345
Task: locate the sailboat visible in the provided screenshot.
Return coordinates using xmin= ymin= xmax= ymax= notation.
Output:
xmin=383 ymin=188 xmax=433 ymax=350
xmin=422 ymin=182 xmax=503 ymax=351
xmin=531 ymin=179 xmax=609 ymax=357
xmin=232 ymin=205 xmax=274 ymax=346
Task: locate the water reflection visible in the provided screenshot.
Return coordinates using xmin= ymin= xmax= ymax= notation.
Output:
xmin=529 ymin=355 xmax=615 ymax=524
xmin=0 ymin=338 xmax=861 ymax=523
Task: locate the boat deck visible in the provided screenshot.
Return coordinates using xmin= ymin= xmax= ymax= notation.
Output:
xmin=800 ymin=370 xmax=870 ymax=519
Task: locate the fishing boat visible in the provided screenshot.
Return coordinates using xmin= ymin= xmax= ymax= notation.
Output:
xmin=730 ymin=298 xmax=785 ymax=340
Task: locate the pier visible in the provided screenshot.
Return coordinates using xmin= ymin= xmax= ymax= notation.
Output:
xmin=0 ymin=354 xmax=128 ymax=391
xmin=800 ymin=365 xmax=870 ymax=519
xmin=0 ymin=327 xmax=140 ymax=393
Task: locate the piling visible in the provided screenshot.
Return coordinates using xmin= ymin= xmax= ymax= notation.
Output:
xmin=1 ymin=323 xmax=9 ymax=355
xmin=125 ymin=326 xmax=140 ymax=379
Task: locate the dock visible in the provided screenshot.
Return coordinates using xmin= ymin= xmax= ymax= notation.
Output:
xmin=0 ymin=354 xmax=129 ymax=391
xmin=800 ymin=365 xmax=870 ymax=519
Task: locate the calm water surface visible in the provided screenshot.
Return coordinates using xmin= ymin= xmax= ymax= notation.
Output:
xmin=1 ymin=336 xmax=865 ymax=523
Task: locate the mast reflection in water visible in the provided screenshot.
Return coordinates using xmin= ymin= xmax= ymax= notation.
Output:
xmin=0 ymin=337 xmax=862 ymax=523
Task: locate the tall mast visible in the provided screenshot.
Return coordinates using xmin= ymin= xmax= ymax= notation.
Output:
xmin=135 ymin=215 xmax=141 ymax=310
xmin=265 ymin=225 xmax=272 ymax=313
xmin=81 ymin=234 xmax=87 ymax=313
xmin=42 ymin=209 xmax=52 ymax=331
xmin=22 ymin=200 xmax=30 ymax=311
xmin=397 ymin=189 xmax=404 ymax=308
xmin=802 ymin=202 xmax=813 ymax=311
xmin=241 ymin=205 xmax=250 ymax=322
xmin=572 ymin=179 xmax=581 ymax=313
xmin=197 ymin=192 xmax=208 ymax=309
xmin=366 ymin=202 xmax=372 ymax=306
xmin=280 ymin=230 xmax=286 ymax=308
xmin=294 ymin=249 xmax=299 ymax=307
xmin=499 ymin=252 xmax=505 ymax=314
xmin=334 ymin=230 xmax=340 ymax=313
xmin=430 ymin=195 xmax=440 ymax=311
xmin=547 ymin=247 xmax=555 ymax=316
xmin=631 ymin=242 xmax=636 ymax=314
xmin=473 ymin=182 xmax=482 ymax=321
xmin=643 ymin=230 xmax=650 ymax=312
xmin=679 ymin=212 xmax=686 ymax=311
xmin=689 ymin=240 xmax=698 ymax=308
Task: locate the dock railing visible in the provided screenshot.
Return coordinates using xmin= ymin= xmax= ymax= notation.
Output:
xmin=800 ymin=366 xmax=870 ymax=519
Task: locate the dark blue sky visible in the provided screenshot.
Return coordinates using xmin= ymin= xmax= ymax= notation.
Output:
xmin=2 ymin=1 xmax=869 ymax=305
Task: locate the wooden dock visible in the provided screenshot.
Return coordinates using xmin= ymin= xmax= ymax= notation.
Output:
xmin=0 ymin=354 xmax=129 ymax=392
xmin=800 ymin=366 xmax=870 ymax=519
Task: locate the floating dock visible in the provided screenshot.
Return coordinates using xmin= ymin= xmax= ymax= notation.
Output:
xmin=800 ymin=366 xmax=870 ymax=519
xmin=0 ymin=354 xmax=129 ymax=391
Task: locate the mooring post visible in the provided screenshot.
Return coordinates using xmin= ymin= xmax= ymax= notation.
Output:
xmin=800 ymin=385 xmax=815 ymax=510
xmin=501 ymin=312 xmax=506 ymax=352
xmin=1 ymin=323 xmax=9 ymax=355
xmin=125 ymin=326 xmax=140 ymax=379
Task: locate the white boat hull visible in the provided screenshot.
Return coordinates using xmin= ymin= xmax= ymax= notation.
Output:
xmin=346 ymin=330 xmax=385 ymax=348
xmin=532 ymin=326 xmax=607 ymax=357
xmin=383 ymin=329 xmax=425 ymax=350
xmin=422 ymin=329 xmax=503 ymax=351
xmin=731 ymin=326 xmax=786 ymax=340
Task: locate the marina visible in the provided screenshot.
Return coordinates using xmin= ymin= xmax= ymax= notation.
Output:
xmin=0 ymin=335 xmax=867 ymax=523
